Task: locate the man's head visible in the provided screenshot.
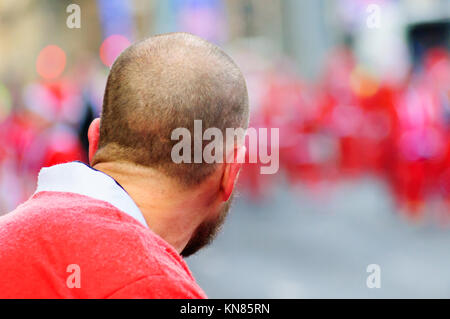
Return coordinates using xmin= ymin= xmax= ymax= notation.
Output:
xmin=88 ymin=33 xmax=249 ymax=257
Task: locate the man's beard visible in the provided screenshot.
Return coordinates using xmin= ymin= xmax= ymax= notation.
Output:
xmin=180 ymin=195 xmax=233 ymax=257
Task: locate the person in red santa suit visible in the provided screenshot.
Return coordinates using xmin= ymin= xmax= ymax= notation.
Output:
xmin=421 ymin=48 xmax=450 ymax=214
xmin=0 ymin=33 xmax=249 ymax=298
xmin=391 ymin=48 xmax=449 ymax=218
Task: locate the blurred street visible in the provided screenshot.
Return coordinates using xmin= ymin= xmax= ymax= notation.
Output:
xmin=0 ymin=0 xmax=449 ymax=299
xmin=189 ymin=178 xmax=450 ymax=298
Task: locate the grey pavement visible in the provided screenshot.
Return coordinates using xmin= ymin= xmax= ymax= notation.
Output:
xmin=187 ymin=177 xmax=450 ymax=298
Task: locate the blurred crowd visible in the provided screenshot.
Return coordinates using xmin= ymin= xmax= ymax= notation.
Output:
xmin=239 ymin=44 xmax=450 ymax=218
xmin=0 ymin=58 xmax=105 ymax=213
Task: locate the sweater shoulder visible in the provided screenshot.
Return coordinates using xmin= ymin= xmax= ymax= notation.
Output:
xmin=0 ymin=191 xmax=201 ymax=298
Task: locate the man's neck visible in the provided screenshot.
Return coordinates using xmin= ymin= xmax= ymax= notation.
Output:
xmin=92 ymin=161 xmax=220 ymax=253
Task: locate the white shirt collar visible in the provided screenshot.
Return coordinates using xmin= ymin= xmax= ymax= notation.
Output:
xmin=35 ymin=161 xmax=149 ymax=228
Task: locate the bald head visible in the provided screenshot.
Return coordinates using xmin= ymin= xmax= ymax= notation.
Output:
xmin=93 ymin=33 xmax=249 ymax=185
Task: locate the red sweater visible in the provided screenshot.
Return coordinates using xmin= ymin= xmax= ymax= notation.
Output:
xmin=0 ymin=163 xmax=206 ymax=299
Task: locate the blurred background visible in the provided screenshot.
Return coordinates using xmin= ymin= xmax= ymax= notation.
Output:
xmin=0 ymin=0 xmax=449 ymax=297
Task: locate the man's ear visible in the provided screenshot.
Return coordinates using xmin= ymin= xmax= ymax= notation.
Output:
xmin=87 ymin=118 xmax=101 ymax=165
xmin=220 ymin=145 xmax=246 ymax=202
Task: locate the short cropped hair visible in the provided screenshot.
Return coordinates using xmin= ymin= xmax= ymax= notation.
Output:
xmin=93 ymin=33 xmax=249 ymax=185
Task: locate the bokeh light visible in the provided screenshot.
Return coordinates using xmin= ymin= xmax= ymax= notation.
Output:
xmin=99 ymin=34 xmax=130 ymax=68
xmin=36 ymin=45 xmax=67 ymax=80
xmin=350 ymin=66 xmax=379 ymax=98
